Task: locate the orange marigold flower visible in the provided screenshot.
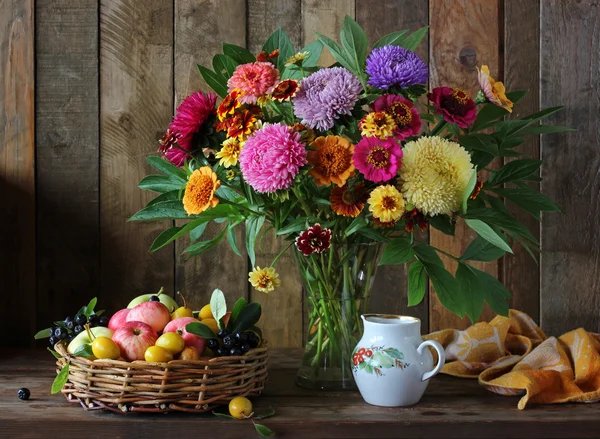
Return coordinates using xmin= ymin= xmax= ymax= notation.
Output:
xmin=272 ymin=79 xmax=300 ymax=101
xmin=217 ymin=89 xmax=243 ymax=121
xmin=182 ymin=167 xmax=220 ymax=215
xmin=307 ymin=135 xmax=355 ymax=187
xmin=330 ymin=184 xmax=368 ymax=218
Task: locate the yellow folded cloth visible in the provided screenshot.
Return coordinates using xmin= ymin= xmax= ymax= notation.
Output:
xmin=424 ymin=310 xmax=600 ymax=409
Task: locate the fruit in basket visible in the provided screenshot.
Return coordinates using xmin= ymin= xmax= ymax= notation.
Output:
xmin=178 ymin=346 xmax=200 ymax=361
xmin=155 ymin=332 xmax=185 ymax=355
xmin=127 ymin=288 xmax=178 ymax=313
xmin=98 ymin=315 xmax=110 ymax=327
xmin=171 ymin=292 xmax=194 ymax=320
xmin=91 ymin=336 xmax=121 ymax=360
xmin=200 ymin=318 xmax=219 ymax=334
xmin=68 ymin=326 xmax=114 ymax=354
xmin=108 ymin=308 xmax=130 ymax=331
xmin=112 ymin=321 xmax=158 ymax=361
xmin=163 ymin=317 xmax=207 ymax=354
xmin=198 ymin=304 xmax=212 ymax=320
xmin=75 ymin=314 xmax=87 ymax=326
xmin=127 ymin=301 xmax=171 ymax=333
xmin=144 ymin=345 xmax=173 ymax=363
xmin=228 ymin=396 xmax=253 ymax=419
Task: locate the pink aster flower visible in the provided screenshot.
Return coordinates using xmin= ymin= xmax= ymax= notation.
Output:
xmin=239 ymin=123 xmax=307 ymax=193
xmin=372 ymin=94 xmax=422 ymax=141
xmin=295 ymin=224 xmax=332 ymax=256
xmin=227 ymin=62 xmax=280 ymax=105
xmin=353 ymin=137 xmax=403 ymax=183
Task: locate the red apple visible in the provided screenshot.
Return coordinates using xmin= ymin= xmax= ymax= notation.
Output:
xmin=126 ymin=301 xmax=171 ymax=333
xmin=163 ymin=317 xmax=206 ymax=355
xmin=112 ymin=321 xmax=158 ymax=361
xmin=108 ymin=308 xmax=131 ymax=331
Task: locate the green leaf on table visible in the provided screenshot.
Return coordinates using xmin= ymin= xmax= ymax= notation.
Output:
xmin=197 ymin=64 xmax=228 ymax=98
xmin=461 ymin=167 xmax=478 ymax=214
xmin=183 ymin=226 xmax=227 ymax=258
xmin=222 ymin=43 xmax=256 ymax=64
xmin=254 ymin=407 xmax=276 ymax=420
xmin=487 ymin=159 xmax=542 ymax=186
xmin=73 ymin=344 xmax=94 ymax=359
xmin=413 ymin=242 xmax=444 ymax=267
xmin=422 ymin=262 xmax=463 ymax=317
xmin=231 ymin=303 xmax=262 ymax=334
xmin=146 ymin=156 xmax=187 ymax=180
xmin=464 ymin=219 xmax=512 ymax=254
xmin=340 ymin=16 xmax=368 ymax=75
xmin=455 ymin=263 xmax=485 ymax=324
xmin=210 ymin=289 xmax=227 ymax=325
xmin=428 ymin=214 xmax=456 ymax=236
xmin=254 ymin=423 xmax=276 ymax=437
xmin=398 ymin=26 xmax=429 ymax=51
xmin=34 ymin=328 xmax=51 ymax=339
xmin=186 ymin=322 xmax=217 ymax=339
xmin=47 ymin=347 xmax=62 ymax=359
xmin=130 ymin=200 xmax=189 ymax=221
xmin=262 ymin=28 xmax=295 ymax=72
xmin=372 ymin=30 xmax=409 ymax=49
xmin=379 ymin=236 xmax=414 ymax=265
xmin=469 ymin=266 xmax=511 ymax=317
xmin=246 ymin=215 xmax=266 ymax=268
xmin=212 ymin=411 xmax=235 ymax=419
xmin=51 ymin=364 xmax=69 ymax=394
xmin=85 ymin=297 xmax=97 ymax=317
xmin=407 ymin=260 xmax=426 ymax=307
xmin=227 ymin=297 xmax=248 ymax=332
xmin=460 ymin=236 xmax=507 ymax=262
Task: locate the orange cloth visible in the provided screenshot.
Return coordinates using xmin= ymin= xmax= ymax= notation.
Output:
xmin=424 ymin=310 xmax=600 ymax=409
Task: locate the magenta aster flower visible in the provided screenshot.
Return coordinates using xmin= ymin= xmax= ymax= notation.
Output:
xmin=372 ymin=94 xmax=422 ymax=141
xmin=427 ymin=87 xmax=477 ymax=128
xmin=295 ymin=224 xmax=332 ymax=256
xmin=366 ymin=45 xmax=428 ymax=90
xmin=353 ymin=137 xmax=403 ymax=183
xmin=227 ymin=62 xmax=280 ymax=105
xmin=239 ymin=123 xmax=307 ymax=193
xmin=293 ymin=67 xmax=362 ymax=131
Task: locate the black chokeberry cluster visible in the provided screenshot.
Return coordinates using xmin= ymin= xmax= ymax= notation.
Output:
xmin=48 ymin=313 xmax=110 ymax=347
xmin=207 ymin=329 xmax=260 ymax=357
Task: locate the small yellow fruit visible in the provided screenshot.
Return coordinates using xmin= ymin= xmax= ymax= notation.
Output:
xmin=201 ymin=318 xmax=220 ymax=334
xmin=178 ymin=346 xmax=200 ymax=361
xmin=155 ymin=332 xmax=186 ymax=355
xmin=199 ymin=304 xmax=212 ymax=320
xmin=172 ymin=306 xmax=194 ymax=320
xmin=91 ymin=337 xmax=120 ymax=360
xmin=144 ymin=346 xmax=173 ymax=363
xmin=228 ymin=396 xmax=253 ymax=419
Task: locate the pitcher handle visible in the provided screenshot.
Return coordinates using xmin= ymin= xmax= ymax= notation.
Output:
xmin=417 ymin=340 xmax=445 ymax=382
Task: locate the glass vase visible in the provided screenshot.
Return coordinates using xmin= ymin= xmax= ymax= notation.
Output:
xmin=295 ymin=241 xmax=383 ymax=390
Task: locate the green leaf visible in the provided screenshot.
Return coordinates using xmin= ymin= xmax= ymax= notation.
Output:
xmin=254 ymin=423 xmax=276 ymax=437
xmin=456 ymin=263 xmax=485 ymax=324
xmin=190 ymin=222 xmax=208 ymax=242
xmin=384 ymin=347 xmax=404 ymax=360
xmin=488 ymin=187 xmax=562 ymax=216
xmin=212 ymin=411 xmax=235 ymax=419
xmin=231 ymin=303 xmax=262 ymax=334
xmin=262 ymin=28 xmax=295 ymax=72
xmin=471 ymin=90 xmax=528 ymax=132
xmin=422 ymin=262 xmax=463 ymax=317
xmin=183 ymin=226 xmax=227 ymax=257
xmin=514 ymin=124 xmax=575 ymax=136
xmin=73 ymin=344 xmax=94 ymax=358
xmin=212 ymin=54 xmax=238 ymax=78
xmin=147 ymin=191 xmax=180 ymax=207
xmin=399 ymin=26 xmax=429 ymax=51
xmin=300 ymin=40 xmax=324 ymax=67
xmin=130 ymin=200 xmax=189 ymax=221
xmin=428 ymin=214 xmax=456 ymax=236
xmin=521 ymin=106 xmax=564 ymax=124
xmin=461 ymin=168 xmax=478 ymax=214
xmin=345 ymin=216 xmax=367 ymax=236
xmin=340 ymin=16 xmax=368 ymax=75
xmin=372 ymin=30 xmax=409 ymax=49
xmin=227 ymin=297 xmax=248 ymax=332
xmin=246 ymin=215 xmax=266 ymax=268
xmin=197 ymin=64 xmax=228 ymax=98
xmin=151 ymin=226 xmax=183 ymax=252
xmin=413 ymin=242 xmax=444 ymax=267
xmin=487 ymin=159 xmax=542 ymax=186
xmin=47 ymin=347 xmax=62 ymax=359
xmin=316 ymin=33 xmax=354 ymax=71
xmin=226 ymin=223 xmax=242 ymax=256
xmin=357 ymin=228 xmax=391 ymax=243
xmin=379 ymin=236 xmax=414 ymax=265
xmin=85 ymin=297 xmax=97 ymax=317
xmin=407 ymin=260 xmax=426 ymax=306
xmin=222 ymin=43 xmax=256 ymax=64
xmin=464 ymin=219 xmax=512 ymax=254
xmin=51 ymin=364 xmax=69 ymax=394
xmin=34 ymin=328 xmax=51 ymax=339
xmin=469 ymin=266 xmax=511 ymax=316
xmin=254 ymin=407 xmax=276 ymax=420
xmin=460 ymin=236 xmax=507 ymax=262
xmin=210 ymin=289 xmax=227 ymax=325
xmin=276 ymin=217 xmax=309 ymax=236
xmin=459 ymin=134 xmax=499 ymax=156
xmin=138 ymin=175 xmax=185 ymax=193
xmin=186 ymin=322 xmax=217 ymax=339
xmin=465 ymin=207 xmax=538 ymax=244
xmin=146 ymin=156 xmax=187 ymax=180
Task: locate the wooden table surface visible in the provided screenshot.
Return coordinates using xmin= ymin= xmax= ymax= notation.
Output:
xmin=1 ymin=349 xmax=600 ymax=439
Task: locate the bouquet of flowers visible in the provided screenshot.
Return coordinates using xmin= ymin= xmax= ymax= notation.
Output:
xmin=132 ymin=17 xmax=567 ymax=389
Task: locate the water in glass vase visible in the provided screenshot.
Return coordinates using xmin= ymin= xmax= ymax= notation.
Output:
xmin=295 ymin=241 xmax=383 ymax=390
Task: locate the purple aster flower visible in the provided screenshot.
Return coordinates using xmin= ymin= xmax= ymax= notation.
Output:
xmin=366 ymin=45 xmax=428 ymax=90
xmin=293 ymin=67 xmax=362 ymax=131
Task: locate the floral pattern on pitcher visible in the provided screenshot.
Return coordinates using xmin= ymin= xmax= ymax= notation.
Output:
xmin=352 ymin=346 xmax=409 ymax=376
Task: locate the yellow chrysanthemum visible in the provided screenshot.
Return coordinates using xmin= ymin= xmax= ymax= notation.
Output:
xmin=359 ymin=111 xmax=397 ymax=139
xmin=285 ymin=51 xmax=309 ymax=66
xmin=249 ymin=266 xmax=281 ymax=294
xmin=368 ymin=185 xmax=405 ymax=223
xmin=477 ymin=65 xmax=513 ymax=112
xmin=215 ymin=138 xmax=243 ymax=168
xmin=182 ymin=166 xmax=220 ymax=215
xmin=399 ymin=136 xmax=474 ymax=216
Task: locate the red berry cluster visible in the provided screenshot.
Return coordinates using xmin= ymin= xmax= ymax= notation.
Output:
xmin=352 ymin=347 xmax=373 ymax=366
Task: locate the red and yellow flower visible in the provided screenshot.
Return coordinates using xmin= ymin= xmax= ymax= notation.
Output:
xmin=330 ymin=183 xmax=368 ymax=218
xmin=217 ymin=89 xmax=243 ymax=121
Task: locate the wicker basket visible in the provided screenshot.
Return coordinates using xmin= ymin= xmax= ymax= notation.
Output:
xmin=54 ymin=342 xmax=268 ymax=414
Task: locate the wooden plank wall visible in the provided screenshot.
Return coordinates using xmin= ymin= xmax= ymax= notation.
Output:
xmin=1 ymin=0 xmax=598 ymax=347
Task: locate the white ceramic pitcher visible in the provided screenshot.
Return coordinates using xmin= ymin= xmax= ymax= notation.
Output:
xmin=352 ymin=314 xmax=445 ymax=407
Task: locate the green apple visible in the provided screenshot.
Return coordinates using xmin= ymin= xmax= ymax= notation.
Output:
xmin=68 ymin=326 xmax=114 ymax=355
xmin=127 ymin=287 xmax=178 ymax=312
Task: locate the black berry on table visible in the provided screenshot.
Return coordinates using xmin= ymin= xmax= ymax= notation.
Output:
xmin=17 ymin=388 xmax=30 ymax=401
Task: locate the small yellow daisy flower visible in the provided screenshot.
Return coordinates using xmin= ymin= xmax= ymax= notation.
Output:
xmin=368 ymin=185 xmax=405 ymax=224
xmin=216 ymin=138 xmax=243 ymax=168
xmin=182 ymin=167 xmax=220 ymax=215
xmin=249 ymin=266 xmax=281 ymax=294
xmin=359 ymin=111 xmax=397 ymax=139
xmin=285 ymin=51 xmax=310 ymax=66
